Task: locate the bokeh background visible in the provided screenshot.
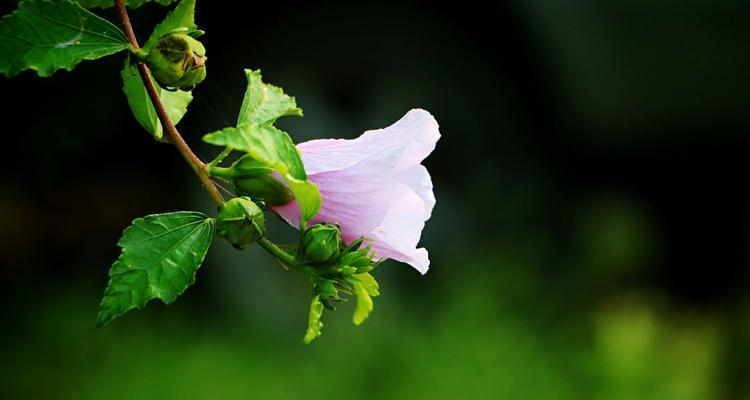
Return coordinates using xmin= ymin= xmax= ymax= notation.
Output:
xmin=1 ymin=0 xmax=749 ymax=398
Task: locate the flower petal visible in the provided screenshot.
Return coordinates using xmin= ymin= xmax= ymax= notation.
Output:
xmin=396 ymin=164 xmax=435 ymax=218
xmin=296 ymin=109 xmax=440 ymax=175
xmin=273 ymin=151 xmax=402 ymax=237
xmin=367 ymin=186 xmax=431 ymax=274
xmin=272 ymin=108 xmax=439 ymax=275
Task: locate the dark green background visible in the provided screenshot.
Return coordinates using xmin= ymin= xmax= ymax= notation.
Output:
xmin=1 ymin=0 xmax=749 ymax=398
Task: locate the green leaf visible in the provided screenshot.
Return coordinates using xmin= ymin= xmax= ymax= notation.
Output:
xmin=121 ymin=57 xmax=192 ymax=140
xmin=204 ymin=69 xmax=319 ymax=224
xmin=238 ymin=69 xmax=303 ymax=126
xmin=203 ymin=125 xmax=321 ymax=224
xmin=97 ymin=211 xmax=215 ymax=327
xmin=203 ymin=125 xmax=304 ymax=179
xmin=0 ymin=0 xmax=129 ymax=77
xmin=351 ymin=273 xmax=379 ymax=326
xmin=285 ymin=178 xmax=322 ymax=225
xmin=143 ymin=0 xmax=197 ymax=51
xmin=352 ymin=282 xmax=373 ymax=326
xmin=303 ymin=295 xmax=324 ymax=344
xmin=76 ymin=0 xmax=177 ymax=9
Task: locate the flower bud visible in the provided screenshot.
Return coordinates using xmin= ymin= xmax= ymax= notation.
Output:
xmin=301 ymin=224 xmax=341 ymax=264
xmin=145 ymin=33 xmax=207 ymax=91
xmin=216 ymin=197 xmax=265 ymax=249
xmin=226 ymin=155 xmax=293 ymax=206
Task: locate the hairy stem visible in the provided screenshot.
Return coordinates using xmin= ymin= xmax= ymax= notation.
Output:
xmin=114 ymin=0 xmax=224 ymax=205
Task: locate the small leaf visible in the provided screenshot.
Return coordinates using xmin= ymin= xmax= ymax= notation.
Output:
xmin=285 ymin=177 xmax=322 ymax=225
xmin=143 ymin=0 xmax=197 ymax=51
xmin=303 ymin=295 xmax=324 ymax=344
xmin=356 ymin=272 xmax=380 ymax=297
xmin=203 ymin=125 xmax=321 ymax=224
xmin=0 ymin=0 xmax=130 ymax=77
xmin=351 ymin=273 xmax=379 ymax=326
xmin=238 ymin=69 xmax=302 ymax=126
xmin=352 ymin=281 xmax=373 ymax=326
xmin=76 ymin=0 xmax=177 ymax=9
xmin=121 ymin=57 xmax=192 ymax=140
xmin=97 ymin=211 xmax=215 ymax=327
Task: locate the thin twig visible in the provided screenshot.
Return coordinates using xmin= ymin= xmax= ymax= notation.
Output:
xmin=114 ymin=0 xmax=224 ymax=205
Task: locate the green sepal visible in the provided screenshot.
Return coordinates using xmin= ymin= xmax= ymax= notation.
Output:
xmin=0 ymin=0 xmax=129 ymax=77
xmin=300 ymin=224 xmax=341 ymax=265
xmin=216 ymin=197 xmax=265 ymax=250
xmin=210 ymin=155 xmax=294 ymax=206
xmin=97 ymin=211 xmax=215 ymax=327
xmin=303 ymin=295 xmax=324 ymax=344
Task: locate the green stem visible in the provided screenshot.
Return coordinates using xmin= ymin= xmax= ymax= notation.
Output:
xmin=207 ymin=166 xmax=233 ymax=179
xmin=258 ymin=237 xmax=299 ymax=269
xmin=208 ymin=147 xmax=233 ymax=168
xmin=114 ymin=0 xmax=298 ymax=271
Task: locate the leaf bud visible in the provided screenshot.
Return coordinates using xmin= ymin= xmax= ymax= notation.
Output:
xmin=145 ymin=33 xmax=207 ymax=91
xmin=216 ymin=197 xmax=265 ymax=249
xmin=301 ymin=224 xmax=341 ymax=264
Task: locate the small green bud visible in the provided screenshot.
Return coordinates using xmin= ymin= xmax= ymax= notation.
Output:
xmin=145 ymin=33 xmax=207 ymax=91
xmin=216 ymin=197 xmax=265 ymax=249
xmin=301 ymin=224 xmax=341 ymax=264
xmin=317 ymin=279 xmax=339 ymax=300
xmin=225 ymin=155 xmax=293 ymax=206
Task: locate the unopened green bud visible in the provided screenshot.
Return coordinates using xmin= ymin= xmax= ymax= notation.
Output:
xmin=216 ymin=197 xmax=265 ymax=249
xmin=317 ymin=279 xmax=339 ymax=300
xmin=301 ymin=224 xmax=341 ymax=264
xmin=145 ymin=33 xmax=207 ymax=91
xmin=219 ymin=155 xmax=293 ymax=206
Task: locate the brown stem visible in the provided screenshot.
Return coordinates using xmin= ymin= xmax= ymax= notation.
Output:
xmin=115 ymin=0 xmax=224 ymax=205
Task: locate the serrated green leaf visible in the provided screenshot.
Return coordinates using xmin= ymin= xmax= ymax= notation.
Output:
xmin=121 ymin=57 xmax=192 ymax=140
xmin=0 ymin=0 xmax=129 ymax=77
xmin=203 ymin=125 xmax=321 ymax=224
xmin=143 ymin=0 xmax=197 ymax=51
xmin=303 ymin=295 xmax=324 ymax=344
xmin=76 ymin=0 xmax=176 ymax=9
xmin=97 ymin=211 xmax=215 ymax=327
xmin=238 ymin=69 xmax=303 ymax=126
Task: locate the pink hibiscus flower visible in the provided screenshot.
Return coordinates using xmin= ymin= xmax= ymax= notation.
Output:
xmin=273 ymin=109 xmax=440 ymax=274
